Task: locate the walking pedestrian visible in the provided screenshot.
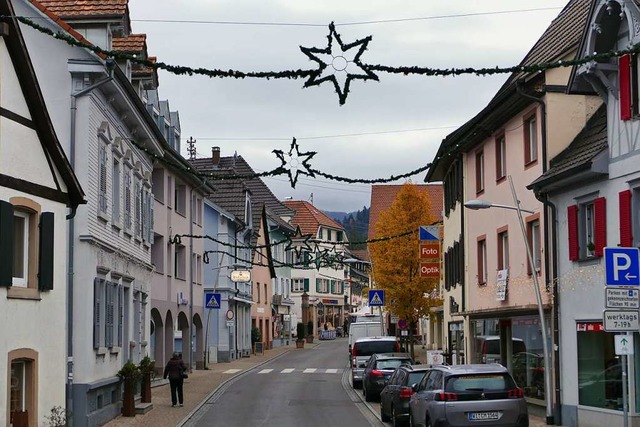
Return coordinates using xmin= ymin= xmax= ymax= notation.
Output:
xmin=163 ymin=352 xmax=187 ymax=407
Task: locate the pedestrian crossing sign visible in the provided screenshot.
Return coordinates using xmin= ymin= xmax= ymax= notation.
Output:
xmin=205 ymin=292 xmax=221 ymax=309
xmin=369 ymin=290 xmax=385 ymax=306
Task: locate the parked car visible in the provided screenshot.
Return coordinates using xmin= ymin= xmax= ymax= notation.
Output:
xmin=348 ymin=321 xmax=384 ymax=356
xmin=409 ymin=364 xmax=528 ymax=427
xmin=351 ymin=336 xmax=400 ymax=389
xmin=362 ymin=353 xmax=413 ymax=402
xmin=380 ymin=365 xmax=431 ymax=426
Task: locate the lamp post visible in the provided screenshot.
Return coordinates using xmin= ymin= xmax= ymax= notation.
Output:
xmin=464 ymin=175 xmax=553 ymax=425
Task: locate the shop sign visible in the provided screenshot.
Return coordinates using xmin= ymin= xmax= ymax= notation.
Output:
xmin=322 ymin=299 xmax=339 ymax=305
xmin=576 ymin=322 xmax=604 ymax=332
xmin=496 ymin=269 xmax=508 ymax=301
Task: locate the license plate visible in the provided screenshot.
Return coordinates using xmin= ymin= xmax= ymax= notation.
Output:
xmin=468 ymin=412 xmax=500 ymax=421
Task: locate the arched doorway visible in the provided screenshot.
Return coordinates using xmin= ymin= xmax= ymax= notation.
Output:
xmin=192 ymin=313 xmax=204 ymax=369
xmin=177 ymin=311 xmax=190 ymax=368
xmin=164 ymin=311 xmax=174 ymax=368
xmin=150 ymin=308 xmax=164 ymax=374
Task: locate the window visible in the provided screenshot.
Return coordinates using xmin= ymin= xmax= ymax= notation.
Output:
xmin=151 ymin=235 xmax=164 ymax=274
xmin=568 ymin=197 xmax=606 ymax=260
xmin=497 ymin=228 xmax=508 ymax=271
xmin=175 ymin=183 xmax=186 ymax=215
xmin=12 ymin=211 xmax=29 ymax=287
xmin=524 ymin=113 xmax=538 ymax=164
xmin=124 ymin=169 xmax=132 ymax=233
xmin=152 ymin=169 xmax=165 ymax=203
xmin=316 ymin=278 xmax=329 ymax=293
xmin=576 ymin=322 xmax=623 ymax=410
xmin=257 ymin=282 xmax=261 ymax=303
xmin=98 ymin=143 xmax=108 ymax=217
xmin=527 ymin=218 xmax=541 ymax=275
xmin=292 ymin=278 xmax=305 ymax=293
xmin=477 ymin=236 xmax=487 ymax=285
xmin=175 ymin=244 xmax=186 ymax=279
xmin=264 ymin=283 xmax=268 ymax=305
xmin=327 ymin=230 xmax=332 ymax=241
xmin=196 ymin=197 xmax=203 ymax=225
xmin=495 ymin=134 xmax=506 ymax=181
xmin=8 ymin=350 xmax=37 ymax=427
xmin=475 ymin=150 xmax=484 ymax=194
xmin=112 ymin=159 xmax=121 ymax=225
xmin=337 ymin=231 xmax=343 ymax=242
xmin=92 ymin=280 xmax=124 ymax=349
xmin=167 ymin=176 xmax=173 ymax=208
xmin=134 ymin=181 xmax=142 ymax=239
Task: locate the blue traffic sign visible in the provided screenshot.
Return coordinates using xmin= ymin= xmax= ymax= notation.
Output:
xmin=205 ymin=292 xmax=222 ymax=309
xmin=605 ymin=247 xmax=640 ymax=286
xmin=369 ymin=290 xmax=385 ymax=306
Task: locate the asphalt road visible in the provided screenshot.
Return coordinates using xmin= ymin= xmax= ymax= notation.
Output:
xmin=188 ymin=338 xmax=385 ymax=427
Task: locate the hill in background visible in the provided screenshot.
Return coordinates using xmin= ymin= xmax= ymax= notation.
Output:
xmin=324 ymin=207 xmax=370 ymax=250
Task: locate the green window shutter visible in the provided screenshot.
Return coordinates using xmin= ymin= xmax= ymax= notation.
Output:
xmin=303 ymin=278 xmax=309 ymax=292
xmin=337 ymin=231 xmax=343 ymax=242
xmin=316 ymin=278 xmax=321 ymax=292
xmin=0 ymin=201 xmax=14 ymax=286
xmin=303 ymin=251 xmax=310 ymax=267
xmin=38 ymin=212 xmax=55 ymax=291
xmin=331 ymin=280 xmax=336 ymax=293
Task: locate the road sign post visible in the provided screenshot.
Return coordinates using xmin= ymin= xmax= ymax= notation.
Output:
xmin=615 ymin=334 xmax=633 ymax=427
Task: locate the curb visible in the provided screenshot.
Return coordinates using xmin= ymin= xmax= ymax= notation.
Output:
xmin=176 ymin=349 xmax=292 ymax=427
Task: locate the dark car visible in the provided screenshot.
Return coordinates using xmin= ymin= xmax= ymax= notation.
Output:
xmin=351 ymin=336 xmax=400 ymax=389
xmin=380 ymin=365 xmax=431 ymax=427
xmin=409 ymin=364 xmax=528 ymax=427
xmin=362 ymin=353 xmax=412 ymax=402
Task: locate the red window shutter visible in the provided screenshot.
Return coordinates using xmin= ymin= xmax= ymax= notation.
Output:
xmin=620 ymin=55 xmax=632 ymax=121
xmin=620 ymin=190 xmax=633 ymax=247
xmin=568 ymin=205 xmax=579 ymax=261
xmin=594 ymin=197 xmax=607 ymax=257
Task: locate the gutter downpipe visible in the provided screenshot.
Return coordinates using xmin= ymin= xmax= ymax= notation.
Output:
xmin=517 ymin=80 xmax=556 ymax=425
xmin=67 ymin=63 xmax=114 ymax=417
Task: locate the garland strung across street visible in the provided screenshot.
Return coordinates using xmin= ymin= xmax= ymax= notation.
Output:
xmin=7 ymin=16 xmax=640 ymax=105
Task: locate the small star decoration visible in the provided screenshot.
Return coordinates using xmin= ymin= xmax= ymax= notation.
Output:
xmin=300 ymin=22 xmax=378 ymax=105
xmin=284 ymin=225 xmax=315 ymax=259
xmin=272 ymin=138 xmax=316 ymax=188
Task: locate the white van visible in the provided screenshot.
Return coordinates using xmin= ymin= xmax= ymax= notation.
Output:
xmin=348 ymin=321 xmax=384 ymax=354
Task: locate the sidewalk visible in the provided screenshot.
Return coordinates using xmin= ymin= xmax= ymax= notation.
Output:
xmin=103 ymin=344 xmax=294 ymax=427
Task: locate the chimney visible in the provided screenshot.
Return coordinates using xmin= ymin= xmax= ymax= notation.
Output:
xmin=212 ymin=146 xmax=220 ymax=165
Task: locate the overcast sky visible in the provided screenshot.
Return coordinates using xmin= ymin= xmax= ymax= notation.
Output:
xmin=127 ymin=1 xmax=566 ymax=213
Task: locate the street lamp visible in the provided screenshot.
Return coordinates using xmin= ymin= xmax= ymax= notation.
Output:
xmin=464 ymin=175 xmax=553 ymax=425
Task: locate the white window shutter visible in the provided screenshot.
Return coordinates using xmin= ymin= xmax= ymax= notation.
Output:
xmin=99 ymin=145 xmax=108 ymax=214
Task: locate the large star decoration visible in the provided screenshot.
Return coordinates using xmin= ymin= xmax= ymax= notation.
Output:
xmin=272 ymin=138 xmax=316 ymax=188
xmin=300 ymin=22 xmax=378 ymax=105
xmin=284 ymin=225 xmax=315 ymax=259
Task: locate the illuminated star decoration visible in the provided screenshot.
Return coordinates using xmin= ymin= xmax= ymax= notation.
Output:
xmin=300 ymin=22 xmax=378 ymax=105
xmin=284 ymin=225 xmax=315 ymax=259
xmin=272 ymin=138 xmax=316 ymax=188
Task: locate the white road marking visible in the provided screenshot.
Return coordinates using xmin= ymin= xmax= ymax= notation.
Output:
xmin=258 ymin=369 xmax=273 ymax=374
xmin=326 ymin=369 xmax=339 ymax=374
xmin=303 ymin=368 xmax=317 ymax=373
xmin=223 ymin=369 xmax=242 ymax=374
xmin=281 ymin=368 xmax=295 ymax=373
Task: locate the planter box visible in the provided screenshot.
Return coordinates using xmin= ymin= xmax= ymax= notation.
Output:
xmin=296 ymin=340 xmax=305 ymax=349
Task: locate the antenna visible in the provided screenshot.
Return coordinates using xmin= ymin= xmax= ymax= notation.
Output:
xmin=186 ymin=136 xmax=196 ymax=160
xmin=309 ymin=193 xmax=314 ymax=205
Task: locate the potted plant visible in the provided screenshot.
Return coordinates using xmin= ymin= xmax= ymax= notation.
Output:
xmin=587 ymin=240 xmax=595 ymax=255
xmin=138 ymin=356 xmax=155 ymax=404
xmin=306 ymin=320 xmax=314 ymax=343
xmin=117 ymin=361 xmax=141 ymax=417
xmin=296 ymin=322 xmax=306 ymax=349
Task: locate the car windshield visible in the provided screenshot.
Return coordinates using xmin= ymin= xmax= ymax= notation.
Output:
xmin=376 ymin=359 xmax=411 ymax=370
xmin=354 ymin=342 xmax=397 ymax=357
xmin=408 ymin=372 xmax=428 ymax=386
xmin=445 ymin=373 xmax=516 ymax=392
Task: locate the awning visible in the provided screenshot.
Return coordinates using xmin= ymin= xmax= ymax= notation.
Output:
xmin=231 ymin=296 xmax=255 ymax=305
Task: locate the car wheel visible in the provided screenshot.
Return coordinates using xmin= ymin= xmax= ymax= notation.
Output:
xmin=381 ymin=402 xmax=390 ymax=422
xmin=409 ymin=412 xmax=414 ymax=427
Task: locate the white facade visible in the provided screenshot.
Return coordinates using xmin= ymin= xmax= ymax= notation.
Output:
xmin=0 ymin=1 xmax=84 ymax=424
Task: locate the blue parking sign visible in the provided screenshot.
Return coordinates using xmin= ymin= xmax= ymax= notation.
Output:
xmin=605 ymin=247 xmax=640 ymax=286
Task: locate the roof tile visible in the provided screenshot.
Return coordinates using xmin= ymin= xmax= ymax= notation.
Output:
xmin=282 ymin=200 xmax=344 ymax=236
xmin=36 ymin=0 xmax=128 ymax=17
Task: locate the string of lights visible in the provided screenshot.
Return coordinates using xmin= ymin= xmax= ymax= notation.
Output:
xmin=9 ymin=16 xmax=640 ymax=105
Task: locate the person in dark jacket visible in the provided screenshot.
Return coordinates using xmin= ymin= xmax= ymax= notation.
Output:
xmin=163 ymin=352 xmax=187 ymax=407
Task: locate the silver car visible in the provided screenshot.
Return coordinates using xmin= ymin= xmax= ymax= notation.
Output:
xmin=409 ymin=364 xmax=528 ymax=427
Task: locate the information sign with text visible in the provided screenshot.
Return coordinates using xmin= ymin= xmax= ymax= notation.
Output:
xmin=603 ymin=310 xmax=640 ymax=332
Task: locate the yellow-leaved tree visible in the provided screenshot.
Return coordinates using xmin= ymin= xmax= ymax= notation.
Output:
xmin=369 ymin=183 xmax=441 ymax=357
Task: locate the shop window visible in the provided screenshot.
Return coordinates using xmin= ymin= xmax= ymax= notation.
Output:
xmin=577 ymin=322 xmax=624 ymax=410
xmin=8 ymin=350 xmax=37 ymax=427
